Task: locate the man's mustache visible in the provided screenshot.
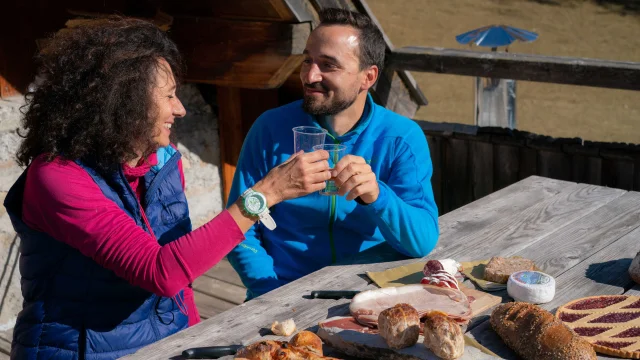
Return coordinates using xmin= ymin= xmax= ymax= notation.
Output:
xmin=303 ymin=82 xmax=328 ymax=92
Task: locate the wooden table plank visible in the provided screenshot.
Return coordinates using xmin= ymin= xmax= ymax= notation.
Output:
xmin=122 ymin=177 xmax=576 ymax=359
xmin=468 ymin=222 xmax=640 ymax=358
xmin=515 ymin=191 xmax=640 ymax=278
xmin=122 ymin=178 xmax=636 ymax=359
xmin=542 ymin=225 xmax=639 ymax=312
xmin=435 ymin=183 xmax=625 ymax=262
xmin=438 ymin=175 xmax=571 ymax=235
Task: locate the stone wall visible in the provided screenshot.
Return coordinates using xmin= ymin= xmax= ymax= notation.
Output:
xmin=0 ymin=84 xmax=224 ymax=345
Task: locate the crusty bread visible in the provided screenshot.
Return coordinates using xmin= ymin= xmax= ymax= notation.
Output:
xmin=484 ymin=256 xmax=536 ymax=284
xmin=423 ymin=311 xmax=464 ymax=360
xmin=290 ymin=331 xmax=323 ymax=356
xmin=490 ymin=302 xmax=596 ymax=360
xmin=629 ymin=251 xmax=640 ymax=284
xmin=378 ymin=303 xmax=420 ymax=349
xmin=235 ymin=339 xmax=339 ymax=360
xmin=235 ymin=340 xmax=283 ymax=360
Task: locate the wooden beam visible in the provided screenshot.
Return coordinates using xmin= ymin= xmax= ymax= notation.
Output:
xmin=387 ymin=47 xmax=640 ymax=91
xmin=216 ymin=87 xmax=279 ymax=205
xmin=155 ymin=0 xmax=314 ymax=22
xmin=171 ymin=17 xmax=310 ymax=89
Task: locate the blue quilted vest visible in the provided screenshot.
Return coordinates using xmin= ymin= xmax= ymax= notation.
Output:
xmin=3 ymin=146 xmax=191 ymax=360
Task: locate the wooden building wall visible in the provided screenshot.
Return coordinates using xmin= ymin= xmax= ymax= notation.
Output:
xmin=421 ymin=121 xmax=640 ymax=215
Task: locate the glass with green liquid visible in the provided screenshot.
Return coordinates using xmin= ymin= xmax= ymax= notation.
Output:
xmin=313 ymin=144 xmax=346 ymax=196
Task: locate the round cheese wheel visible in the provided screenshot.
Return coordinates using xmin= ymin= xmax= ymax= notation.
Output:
xmin=507 ymin=270 xmax=555 ymax=304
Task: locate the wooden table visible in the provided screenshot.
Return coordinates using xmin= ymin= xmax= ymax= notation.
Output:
xmin=123 ymin=176 xmax=640 ymax=359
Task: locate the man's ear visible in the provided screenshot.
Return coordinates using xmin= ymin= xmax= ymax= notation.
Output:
xmin=360 ymin=65 xmax=379 ymax=91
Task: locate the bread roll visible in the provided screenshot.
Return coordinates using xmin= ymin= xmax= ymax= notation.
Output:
xmin=422 ymin=311 xmax=464 ymax=359
xmin=271 ymin=318 xmax=297 ymax=336
xmin=629 ymin=251 xmax=640 ymax=284
xmin=490 ymin=302 xmax=596 ymax=360
xmin=378 ymin=303 xmax=420 ymax=349
xmin=290 ymin=331 xmax=323 ymax=356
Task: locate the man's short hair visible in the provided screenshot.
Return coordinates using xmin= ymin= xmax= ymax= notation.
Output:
xmin=318 ymin=8 xmax=386 ymax=73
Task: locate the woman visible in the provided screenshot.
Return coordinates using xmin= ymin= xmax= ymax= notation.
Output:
xmin=3 ymin=17 xmax=331 ymax=359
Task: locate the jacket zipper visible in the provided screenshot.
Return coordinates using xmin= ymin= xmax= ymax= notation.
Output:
xmin=325 ymin=133 xmax=339 ymax=263
xmin=120 ymin=157 xmax=186 ymax=339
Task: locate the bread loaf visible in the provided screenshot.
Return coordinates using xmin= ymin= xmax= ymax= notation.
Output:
xmin=422 ymin=311 xmax=465 ymax=360
xmin=490 ymin=302 xmax=596 ymax=360
xmin=378 ymin=303 xmax=420 ymax=349
xmin=629 ymin=251 xmax=640 ymax=284
xmin=484 ymin=257 xmax=536 ymax=284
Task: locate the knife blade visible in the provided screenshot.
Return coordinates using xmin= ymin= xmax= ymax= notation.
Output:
xmin=309 ymin=290 xmax=361 ymax=300
xmin=181 ymin=345 xmax=243 ymax=359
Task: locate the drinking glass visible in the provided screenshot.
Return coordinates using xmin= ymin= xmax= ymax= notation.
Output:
xmin=313 ymin=144 xmax=347 ymax=196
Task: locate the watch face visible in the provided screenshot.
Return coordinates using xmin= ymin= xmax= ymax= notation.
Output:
xmin=245 ymin=194 xmax=266 ymax=214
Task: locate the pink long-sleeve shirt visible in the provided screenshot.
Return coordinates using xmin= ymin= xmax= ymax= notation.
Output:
xmin=21 ymin=154 xmax=245 ymax=326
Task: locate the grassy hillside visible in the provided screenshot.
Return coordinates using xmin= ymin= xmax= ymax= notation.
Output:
xmin=368 ymin=0 xmax=640 ymax=143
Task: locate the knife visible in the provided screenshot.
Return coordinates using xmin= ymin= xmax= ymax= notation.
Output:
xmin=309 ymin=290 xmax=361 ymax=300
xmin=181 ymin=345 xmax=243 ymax=359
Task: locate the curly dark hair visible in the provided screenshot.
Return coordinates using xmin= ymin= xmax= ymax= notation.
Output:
xmin=16 ymin=17 xmax=183 ymax=172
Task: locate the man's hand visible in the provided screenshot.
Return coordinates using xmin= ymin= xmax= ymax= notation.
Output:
xmin=254 ymin=150 xmax=331 ymax=206
xmin=332 ymin=155 xmax=379 ymax=204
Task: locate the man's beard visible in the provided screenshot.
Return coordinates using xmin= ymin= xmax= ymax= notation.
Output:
xmin=302 ymin=85 xmax=358 ymax=116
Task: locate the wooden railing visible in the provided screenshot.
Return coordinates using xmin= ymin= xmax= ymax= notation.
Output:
xmin=384 ymin=47 xmax=640 ymax=214
xmin=386 ymin=47 xmax=640 ymax=91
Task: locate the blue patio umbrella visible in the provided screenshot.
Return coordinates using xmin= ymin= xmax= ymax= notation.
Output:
xmin=456 ymin=25 xmax=538 ymax=49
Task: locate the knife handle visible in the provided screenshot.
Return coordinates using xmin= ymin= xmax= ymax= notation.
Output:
xmin=309 ymin=290 xmax=360 ymax=299
xmin=181 ymin=345 xmax=242 ymax=359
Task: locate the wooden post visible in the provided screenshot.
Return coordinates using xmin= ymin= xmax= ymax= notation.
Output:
xmin=426 ymin=134 xmax=443 ymax=214
xmin=0 ymin=75 xmax=20 ymax=98
xmin=216 ymin=87 xmax=279 ymax=205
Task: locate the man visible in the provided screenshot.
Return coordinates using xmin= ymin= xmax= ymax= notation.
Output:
xmin=227 ymin=8 xmax=439 ymax=300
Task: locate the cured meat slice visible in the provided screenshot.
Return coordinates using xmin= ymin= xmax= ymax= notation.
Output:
xmin=421 ymin=259 xmax=462 ymax=290
xmin=349 ymin=284 xmax=472 ymax=327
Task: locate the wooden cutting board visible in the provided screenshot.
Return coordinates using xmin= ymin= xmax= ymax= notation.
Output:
xmin=460 ymin=286 xmax=503 ymax=317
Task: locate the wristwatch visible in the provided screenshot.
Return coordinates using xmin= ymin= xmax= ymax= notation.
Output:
xmin=240 ymin=188 xmax=277 ymax=230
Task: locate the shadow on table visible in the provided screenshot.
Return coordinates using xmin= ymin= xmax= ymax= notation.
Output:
xmin=334 ymin=242 xmax=413 ymax=266
xmin=585 ymin=258 xmax=633 ymax=288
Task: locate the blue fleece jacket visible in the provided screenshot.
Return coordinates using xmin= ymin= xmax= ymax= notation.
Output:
xmin=227 ymin=94 xmax=439 ymax=300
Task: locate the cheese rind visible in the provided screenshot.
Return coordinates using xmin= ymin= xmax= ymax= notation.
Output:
xmin=507 ymin=270 xmax=555 ymax=304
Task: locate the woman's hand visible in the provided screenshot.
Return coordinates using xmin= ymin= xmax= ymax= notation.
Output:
xmin=253 ymin=150 xmax=331 ymax=207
